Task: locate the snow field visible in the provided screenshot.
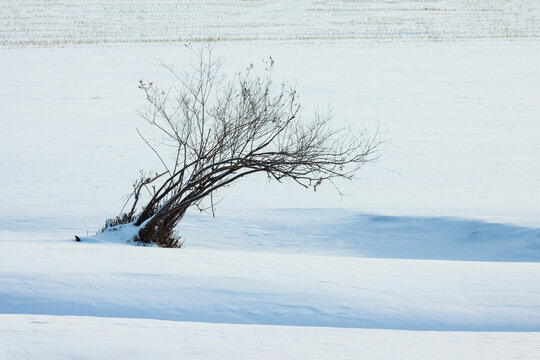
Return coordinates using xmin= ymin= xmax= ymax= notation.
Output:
xmin=2 ymin=314 xmax=540 ymax=360
xmin=1 ymin=0 xmax=539 ymax=47
xmin=1 ymin=40 xmax=539 ymax=241
xmin=1 ymin=230 xmax=540 ymax=330
xmin=1 ymin=1 xmax=539 ymax=358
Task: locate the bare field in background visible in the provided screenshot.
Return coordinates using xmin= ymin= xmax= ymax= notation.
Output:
xmin=1 ymin=0 xmax=539 ymax=47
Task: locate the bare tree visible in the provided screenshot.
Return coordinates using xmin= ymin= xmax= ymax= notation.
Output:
xmin=102 ymin=48 xmax=381 ymax=247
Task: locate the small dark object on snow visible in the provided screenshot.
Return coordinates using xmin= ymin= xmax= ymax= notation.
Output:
xmin=75 ymin=235 xmax=81 ymax=242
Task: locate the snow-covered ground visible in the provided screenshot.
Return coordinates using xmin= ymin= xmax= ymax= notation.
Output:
xmin=1 ymin=1 xmax=539 ymax=358
xmin=2 ymin=224 xmax=540 ymax=330
xmin=2 ymin=315 xmax=540 ymax=360
xmin=2 ymin=0 xmax=539 ymax=46
xmin=1 ymin=213 xmax=540 ymax=357
xmin=2 ymin=40 xmax=539 ymax=240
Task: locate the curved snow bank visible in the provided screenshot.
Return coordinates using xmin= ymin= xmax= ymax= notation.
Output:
xmin=174 ymin=209 xmax=540 ymax=262
xmin=1 ymin=237 xmax=539 ymax=331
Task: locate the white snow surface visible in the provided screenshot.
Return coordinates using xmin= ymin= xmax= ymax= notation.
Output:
xmin=2 ymin=315 xmax=540 ymax=360
xmin=2 ymin=0 xmax=539 ymax=46
xmin=1 ymin=40 xmax=539 ymax=241
xmin=1 ymin=212 xmax=540 ymax=357
xmin=2 ymin=223 xmax=540 ymax=330
xmin=1 ymin=1 xmax=540 ymax=358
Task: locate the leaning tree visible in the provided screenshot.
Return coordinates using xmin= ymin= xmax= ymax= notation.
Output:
xmin=100 ymin=49 xmax=381 ymax=247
